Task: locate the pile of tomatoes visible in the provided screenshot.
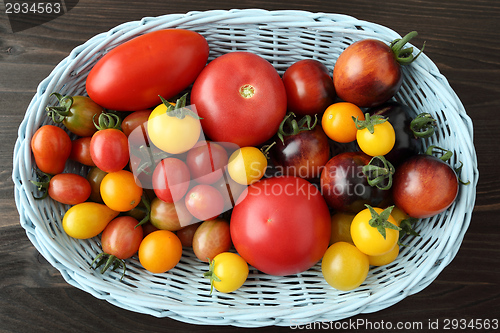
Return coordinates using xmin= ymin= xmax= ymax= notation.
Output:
xmin=30 ymin=28 xmax=466 ymax=294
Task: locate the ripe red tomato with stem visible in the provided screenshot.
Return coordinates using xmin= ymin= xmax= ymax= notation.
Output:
xmin=191 ymin=51 xmax=287 ymax=147
xmin=333 ymin=31 xmax=424 ymax=107
xmin=393 ymin=146 xmax=459 ymax=218
xmin=90 ymin=113 xmax=130 ymax=173
xmin=230 ymin=176 xmax=331 ymax=276
xmin=91 ymin=216 xmax=144 ymax=281
xmin=282 ymin=59 xmax=336 ymax=116
xmin=45 ymin=93 xmax=104 ymax=137
xmin=31 ymin=171 xmax=91 ymax=205
xmin=86 ymin=29 xmax=209 ymax=111
xmin=31 ymin=125 xmax=72 ymax=175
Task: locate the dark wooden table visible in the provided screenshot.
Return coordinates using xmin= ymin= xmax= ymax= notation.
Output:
xmin=1 ymin=1 xmax=499 ymax=332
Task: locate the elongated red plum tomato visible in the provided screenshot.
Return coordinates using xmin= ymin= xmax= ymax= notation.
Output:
xmin=191 ymin=51 xmax=287 ymax=147
xmin=282 ymin=59 xmax=336 ymax=116
xmin=86 ymin=29 xmax=209 ymax=111
xmin=230 ymin=176 xmax=331 ymax=276
xmin=333 ymin=32 xmax=423 ymax=108
xmin=393 ymin=154 xmax=459 ymax=218
xmin=48 ymin=173 xmax=91 ymax=205
xmin=31 ymin=125 xmax=72 ymax=175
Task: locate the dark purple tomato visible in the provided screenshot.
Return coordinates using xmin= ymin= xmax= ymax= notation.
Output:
xmin=269 ymin=124 xmax=330 ymax=179
xmin=282 ymin=59 xmax=336 ymax=116
xmin=320 ymin=151 xmax=393 ymax=213
xmin=393 ymin=154 xmax=458 ymax=218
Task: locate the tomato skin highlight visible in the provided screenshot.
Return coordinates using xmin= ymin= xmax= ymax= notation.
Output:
xmin=31 ymin=125 xmax=72 ymax=175
xmin=230 ymin=176 xmax=331 ymax=276
xmin=48 ymin=173 xmax=91 ymax=205
xmin=393 ymin=154 xmax=459 ymax=218
xmin=86 ymin=29 xmax=209 ymax=111
xmin=191 ymin=51 xmax=287 ymax=147
xmin=333 ymin=39 xmax=403 ymax=108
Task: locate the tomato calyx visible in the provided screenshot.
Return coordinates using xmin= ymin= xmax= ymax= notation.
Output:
xmin=398 ymin=216 xmax=420 ymax=246
xmin=30 ymin=169 xmax=52 ymax=199
xmin=277 ymin=112 xmax=318 ymax=144
xmin=352 ymin=113 xmax=387 ymax=134
xmin=45 ymin=92 xmax=75 ymax=123
xmin=203 ymin=257 xmax=222 ymax=295
xmin=362 ymin=155 xmax=395 ymax=190
xmin=410 ymin=113 xmax=437 ymax=138
xmin=160 ymin=93 xmax=202 ymax=120
xmin=389 ymin=31 xmax=425 ymax=66
xmin=366 ymin=205 xmax=401 ymax=239
xmin=134 ymin=194 xmax=152 ymax=228
xmin=90 ymin=252 xmax=127 ymax=281
xmin=93 ymin=112 xmax=122 ymax=131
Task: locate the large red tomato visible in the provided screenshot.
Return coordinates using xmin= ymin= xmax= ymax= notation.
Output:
xmin=86 ymin=29 xmax=209 ymax=111
xmin=190 ymin=51 xmax=287 ymax=147
xmin=230 ymin=176 xmax=331 ymax=276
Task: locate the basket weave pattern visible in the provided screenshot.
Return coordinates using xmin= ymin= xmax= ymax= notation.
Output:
xmin=12 ymin=9 xmax=478 ymax=327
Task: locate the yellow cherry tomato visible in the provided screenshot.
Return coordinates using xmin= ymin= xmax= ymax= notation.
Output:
xmin=322 ymin=102 xmax=365 ymax=143
xmin=350 ymin=206 xmax=399 ymax=256
xmin=100 ymin=170 xmax=143 ymax=212
xmin=356 ymin=120 xmax=396 ymax=156
xmin=63 ymin=202 xmax=119 ymax=239
xmin=138 ymin=230 xmax=183 ymax=273
xmin=329 ymin=212 xmax=355 ymax=245
xmin=147 ymin=95 xmax=201 ymax=154
xmin=205 ymin=252 xmax=249 ymax=294
xmin=227 ymin=146 xmax=267 ymax=185
xmin=368 ymin=244 xmax=400 ymax=266
xmin=321 ymin=241 xmax=369 ymax=291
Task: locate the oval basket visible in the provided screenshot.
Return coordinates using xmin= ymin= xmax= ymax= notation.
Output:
xmin=12 ymin=9 xmax=478 ymax=327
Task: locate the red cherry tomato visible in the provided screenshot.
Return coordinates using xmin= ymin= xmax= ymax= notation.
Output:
xmin=230 ymin=176 xmax=331 ymax=276
xmin=48 ymin=173 xmax=92 ymax=205
xmin=121 ymin=110 xmax=152 ymax=137
xmin=86 ymin=29 xmax=209 ymax=111
xmin=31 ymin=125 xmax=72 ymax=175
xmin=186 ymin=141 xmax=229 ymax=184
xmin=393 ymin=153 xmax=459 ymax=218
xmin=69 ymin=136 xmax=96 ymax=167
xmin=100 ymin=216 xmax=144 ymax=260
xmin=282 ymin=59 xmax=336 ymax=116
xmin=152 ymin=157 xmax=191 ymax=203
xmin=192 ymin=218 xmax=231 ymax=262
xmin=185 ymin=184 xmax=225 ymax=221
xmin=191 ymin=51 xmax=287 ymax=147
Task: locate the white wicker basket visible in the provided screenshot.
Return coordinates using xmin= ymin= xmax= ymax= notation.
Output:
xmin=12 ymin=9 xmax=478 ymax=327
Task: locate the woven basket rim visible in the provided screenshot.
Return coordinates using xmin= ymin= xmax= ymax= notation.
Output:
xmin=12 ymin=9 xmax=478 ymax=327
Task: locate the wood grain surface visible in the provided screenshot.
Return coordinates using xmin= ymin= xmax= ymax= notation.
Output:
xmin=1 ymin=1 xmax=499 ymax=332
